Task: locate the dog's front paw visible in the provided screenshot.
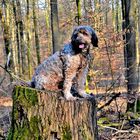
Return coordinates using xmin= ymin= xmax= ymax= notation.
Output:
xmin=89 ymin=93 xmax=95 ymax=99
xmin=64 ymin=93 xmax=78 ymax=101
xmin=79 ymin=91 xmax=95 ymax=99
xmin=85 ymin=93 xmax=95 ymax=99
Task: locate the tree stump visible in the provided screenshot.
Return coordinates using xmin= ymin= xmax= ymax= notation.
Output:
xmin=8 ymin=86 xmax=98 ymax=140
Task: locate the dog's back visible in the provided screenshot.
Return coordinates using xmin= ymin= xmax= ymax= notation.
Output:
xmin=31 ymin=51 xmax=64 ymax=90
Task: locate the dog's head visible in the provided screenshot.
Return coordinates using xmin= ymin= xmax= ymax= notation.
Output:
xmin=71 ymin=26 xmax=98 ymax=53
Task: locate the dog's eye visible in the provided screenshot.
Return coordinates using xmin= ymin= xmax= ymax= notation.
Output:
xmin=80 ymin=30 xmax=88 ymax=36
xmin=83 ymin=32 xmax=88 ymax=36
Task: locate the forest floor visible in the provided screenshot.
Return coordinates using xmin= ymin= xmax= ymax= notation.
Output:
xmin=97 ymin=92 xmax=140 ymax=140
xmin=0 ymin=89 xmax=140 ymax=140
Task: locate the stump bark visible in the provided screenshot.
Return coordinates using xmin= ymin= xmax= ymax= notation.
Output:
xmin=8 ymin=86 xmax=98 ymax=140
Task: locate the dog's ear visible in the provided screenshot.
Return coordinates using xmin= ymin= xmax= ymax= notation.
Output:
xmin=91 ymin=30 xmax=98 ymax=47
xmin=84 ymin=26 xmax=98 ymax=47
xmin=71 ymin=28 xmax=77 ymax=42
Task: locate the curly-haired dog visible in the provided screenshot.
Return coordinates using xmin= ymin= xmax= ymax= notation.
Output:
xmin=31 ymin=26 xmax=98 ymax=100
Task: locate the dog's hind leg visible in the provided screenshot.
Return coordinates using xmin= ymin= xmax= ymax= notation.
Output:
xmin=31 ymin=75 xmax=47 ymax=90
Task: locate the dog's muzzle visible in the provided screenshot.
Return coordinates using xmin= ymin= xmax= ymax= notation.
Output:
xmin=75 ymin=39 xmax=87 ymax=49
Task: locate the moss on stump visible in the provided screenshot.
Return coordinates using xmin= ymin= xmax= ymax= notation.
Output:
xmin=8 ymin=86 xmax=98 ymax=140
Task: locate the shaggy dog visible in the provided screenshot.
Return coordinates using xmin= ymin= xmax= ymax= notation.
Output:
xmin=31 ymin=26 xmax=98 ymax=100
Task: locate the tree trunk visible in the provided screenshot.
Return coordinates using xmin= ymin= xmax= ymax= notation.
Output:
xmin=16 ymin=0 xmax=27 ymax=75
xmin=121 ymin=0 xmax=139 ymax=111
xmin=26 ymin=0 xmax=32 ymax=79
xmin=76 ymin=0 xmax=81 ymax=25
xmin=137 ymin=0 xmax=140 ymax=87
xmin=12 ymin=0 xmax=21 ymax=74
xmin=0 ymin=2 xmax=12 ymax=69
xmin=115 ymin=0 xmax=120 ymax=32
xmin=33 ymin=0 xmax=41 ymax=64
xmin=50 ymin=0 xmax=60 ymax=53
xmin=8 ymin=86 xmax=98 ymax=140
xmin=121 ymin=0 xmax=138 ymax=93
xmin=45 ymin=0 xmax=51 ymax=54
xmin=111 ymin=0 xmax=115 ymax=29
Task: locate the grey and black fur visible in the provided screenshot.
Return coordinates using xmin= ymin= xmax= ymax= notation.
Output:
xmin=31 ymin=25 xmax=98 ymax=100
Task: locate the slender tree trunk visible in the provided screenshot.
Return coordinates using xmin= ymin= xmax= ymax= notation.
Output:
xmin=115 ymin=0 xmax=119 ymax=32
xmin=50 ymin=0 xmax=60 ymax=53
xmin=121 ymin=0 xmax=138 ymax=111
xmin=33 ymin=0 xmax=41 ymax=64
xmin=12 ymin=0 xmax=21 ymax=74
xmin=93 ymin=0 xmax=98 ymax=28
xmin=45 ymin=0 xmax=51 ymax=54
xmin=105 ymin=1 xmax=109 ymax=25
xmin=111 ymin=0 xmax=115 ymax=29
xmin=76 ymin=0 xmax=81 ymax=25
xmin=11 ymin=21 xmax=18 ymax=74
xmin=16 ymin=0 xmax=27 ymax=74
xmin=26 ymin=0 xmax=32 ymax=78
xmin=138 ymin=0 xmax=140 ymax=73
xmin=0 ymin=2 xmax=12 ymax=69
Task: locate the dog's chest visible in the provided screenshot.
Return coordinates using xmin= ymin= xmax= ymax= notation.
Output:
xmin=65 ymin=54 xmax=88 ymax=71
xmin=78 ymin=54 xmax=89 ymax=69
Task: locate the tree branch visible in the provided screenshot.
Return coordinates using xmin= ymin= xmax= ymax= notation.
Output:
xmin=98 ymin=92 xmax=121 ymax=111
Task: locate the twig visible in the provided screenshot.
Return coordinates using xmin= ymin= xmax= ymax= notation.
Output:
xmin=0 ymin=64 xmax=12 ymax=77
xmin=99 ymin=125 xmax=118 ymax=131
xmin=98 ymin=92 xmax=121 ymax=111
xmin=99 ymin=125 xmax=135 ymax=134
xmin=0 ymin=65 xmax=12 ymax=85
xmin=0 ymin=88 xmax=9 ymax=96
xmin=106 ymin=74 xmax=122 ymax=93
xmin=0 ymin=64 xmax=28 ymax=84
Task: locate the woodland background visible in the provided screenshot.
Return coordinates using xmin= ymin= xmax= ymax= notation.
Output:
xmin=0 ymin=0 xmax=140 ymax=139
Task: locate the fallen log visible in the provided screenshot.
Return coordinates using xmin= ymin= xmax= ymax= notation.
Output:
xmin=8 ymin=86 xmax=98 ymax=140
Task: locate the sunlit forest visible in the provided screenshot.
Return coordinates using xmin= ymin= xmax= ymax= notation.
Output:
xmin=0 ymin=0 xmax=140 ymax=139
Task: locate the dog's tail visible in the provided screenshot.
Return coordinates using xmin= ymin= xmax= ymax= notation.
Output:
xmin=11 ymin=77 xmax=34 ymax=88
xmin=15 ymin=80 xmax=32 ymax=87
xmin=28 ymin=81 xmax=35 ymax=88
xmin=20 ymin=81 xmax=36 ymax=88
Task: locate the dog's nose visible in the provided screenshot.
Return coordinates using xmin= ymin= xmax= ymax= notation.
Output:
xmin=76 ymin=36 xmax=82 ymax=41
xmin=76 ymin=34 xmax=83 ymax=41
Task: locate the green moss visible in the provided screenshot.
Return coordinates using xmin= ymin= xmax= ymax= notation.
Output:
xmin=14 ymin=86 xmax=38 ymax=108
xmin=136 ymin=99 xmax=140 ymax=112
xmin=7 ymin=116 xmax=42 ymax=140
xmin=7 ymin=128 xmax=13 ymax=140
xmin=29 ymin=116 xmax=42 ymax=140
xmin=47 ymin=116 xmax=51 ymax=125
xmin=61 ymin=124 xmax=72 ymax=140
xmin=7 ymin=86 xmax=40 ymax=140
xmin=7 ymin=116 xmax=31 ymax=140
xmin=80 ymin=126 xmax=88 ymax=139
